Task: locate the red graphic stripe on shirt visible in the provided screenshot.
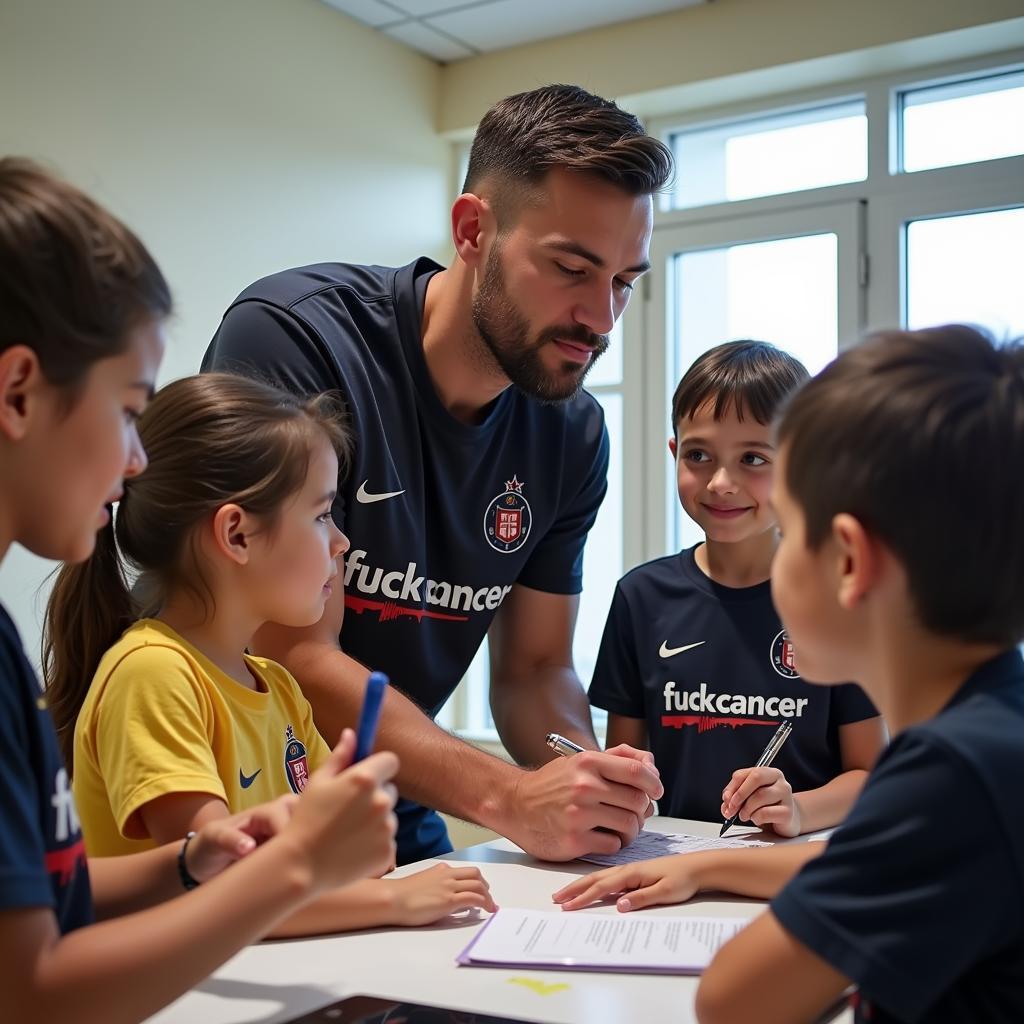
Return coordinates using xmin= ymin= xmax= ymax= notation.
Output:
xmin=44 ymin=839 xmax=86 ymax=885
xmin=661 ymin=715 xmax=781 ymax=733
xmin=345 ymin=594 xmax=469 ymax=623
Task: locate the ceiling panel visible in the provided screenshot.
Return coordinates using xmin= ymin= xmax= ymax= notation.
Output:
xmin=427 ymin=0 xmax=703 ymax=53
xmin=384 ymin=0 xmax=476 ymax=15
xmin=321 ymin=0 xmax=707 ymax=63
xmin=384 ymin=19 xmax=476 ymax=61
xmin=319 ymin=0 xmax=399 ymax=28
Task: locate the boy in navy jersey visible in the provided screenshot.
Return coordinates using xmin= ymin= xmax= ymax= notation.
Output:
xmin=589 ymin=341 xmax=883 ymax=834
xmin=558 ymin=327 xmax=1024 ymax=1023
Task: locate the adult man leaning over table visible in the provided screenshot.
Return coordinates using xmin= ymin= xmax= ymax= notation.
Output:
xmin=202 ymin=85 xmax=669 ymax=865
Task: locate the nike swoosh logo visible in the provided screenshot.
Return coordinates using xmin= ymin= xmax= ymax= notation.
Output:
xmin=239 ymin=768 xmax=262 ymax=789
xmin=356 ymin=480 xmax=405 ymax=504
xmin=659 ymin=640 xmax=706 ymax=658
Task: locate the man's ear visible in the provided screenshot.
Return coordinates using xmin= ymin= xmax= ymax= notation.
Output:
xmin=831 ymin=512 xmax=878 ymax=610
xmin=451 ymin=192 xmax=494 ymax=269
xmin=210 ymin=503 xmax=255 ymax=566
xmin=0 ymin=345 xmax=45 ymax=441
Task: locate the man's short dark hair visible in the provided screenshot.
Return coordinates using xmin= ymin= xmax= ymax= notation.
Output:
xmin=672 ymin=340 xmax=810 ymax=432
xmin=463 ymin=84 xmax=673 ymax=219
xmin=778 ymin=324 xmax=1024 ymax=647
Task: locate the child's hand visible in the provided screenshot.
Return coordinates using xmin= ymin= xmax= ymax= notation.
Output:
xmin=284 ymin=728 xmax=400 ymax=893
xmin=385 ymin=862 xmax=496 ymax=925
xmin=186 ymin=795 xmax=299 ymax=883
xmin=551 ymin=854 xmax=700 ymax=912
xmin=721 ymin=766 xmax=801 ymax=837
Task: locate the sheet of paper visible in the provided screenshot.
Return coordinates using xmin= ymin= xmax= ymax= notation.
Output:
xmin=578 ymin=829 xmax=771 ymax=867
xmin=458 ymin=907 xmax=746 ymax=974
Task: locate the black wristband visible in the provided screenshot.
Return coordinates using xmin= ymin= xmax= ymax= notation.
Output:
xmin=177 ymin=830 xmax=200 ymax=890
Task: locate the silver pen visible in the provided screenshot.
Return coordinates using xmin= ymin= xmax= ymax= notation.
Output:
xmin=719 ymin=718 xmax=794 ymax=836
xmin=545 ymin=732 xmax=585 ymax=757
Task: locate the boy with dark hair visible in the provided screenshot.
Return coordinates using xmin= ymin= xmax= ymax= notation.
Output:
xmin=558 ymin=326 xmax=1024 ymax=1022
xmin=588 ymin=341 xmax=882 ymax=834
xmin=696 ymin=324 xmax=1024 ymax=1023
xmin=204 ymin=84 xmax=670 ymax=865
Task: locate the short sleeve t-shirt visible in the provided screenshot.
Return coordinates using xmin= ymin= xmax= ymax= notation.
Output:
xmin=0 ymin=603 xmax=92 ymax=933
xmin=773 ymin=649 xmax=1024 ymax=1023
xmin=73 ymin=619 xmax=330 ymax=856
xmin=589 ymin=547 xmax=877 ymax=821
xmin=203 ymin=259 xmax=609 ymax=862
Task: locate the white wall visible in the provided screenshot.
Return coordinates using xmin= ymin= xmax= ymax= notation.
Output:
xmin=0 ymin=0 xmax=452 ymax=660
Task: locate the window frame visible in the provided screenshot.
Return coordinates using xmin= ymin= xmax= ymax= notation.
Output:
xmin=443 ymin=48 xmax=1024 ymax=744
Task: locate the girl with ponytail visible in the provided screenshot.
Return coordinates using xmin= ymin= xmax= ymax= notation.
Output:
xmin=45 ymin=371 xmax=493 ymax=936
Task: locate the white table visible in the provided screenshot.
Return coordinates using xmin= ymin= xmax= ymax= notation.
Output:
xmin=149 ymin=817 xmax=850 ymax=1024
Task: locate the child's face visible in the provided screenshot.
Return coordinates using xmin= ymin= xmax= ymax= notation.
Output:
xmin=245 ymin=433 xmax=350 ymax=628
xmin=670 ymin=400 xmax=777 ymax=544
xmin=16 ymin=321 xmax=164 ymax=563
xmin=770 ymin=447 xmax=850 ymax=684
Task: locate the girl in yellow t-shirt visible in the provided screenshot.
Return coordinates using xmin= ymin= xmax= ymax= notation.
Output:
xmin=45 ymin=371 xmax=493 ymax=936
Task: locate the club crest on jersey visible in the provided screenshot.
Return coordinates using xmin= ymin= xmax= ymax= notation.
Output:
xmin=770 ymin=629 xmax=800 ymax=678
xmin=483 ymin=475 xmax=532 ymax=554
xmin=283 ymin=724 xmax=310 ymax=794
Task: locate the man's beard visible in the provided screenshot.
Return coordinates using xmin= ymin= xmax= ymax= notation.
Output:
xmin=471 ymin=246 xmax=609 ymax=404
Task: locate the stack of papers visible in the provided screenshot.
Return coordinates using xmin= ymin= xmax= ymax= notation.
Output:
xmin=457 ymin=907 xmax=749 ymax=975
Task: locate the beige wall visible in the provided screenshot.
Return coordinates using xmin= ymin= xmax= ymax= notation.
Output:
xmin=0 ymin=0 xmax=451 ymax=655
xmin=439 ymin=0 xmax=1024 ymax=132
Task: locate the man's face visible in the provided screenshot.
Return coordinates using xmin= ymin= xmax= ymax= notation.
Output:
xmin=472 ymin=168 xmax=652 ymax=403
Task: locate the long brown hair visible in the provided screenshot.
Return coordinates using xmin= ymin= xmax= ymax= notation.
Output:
xmin=0 ymin=157 xmax=171 ymax=393
xmin=43 ymin=372 xmax=350 ymax=769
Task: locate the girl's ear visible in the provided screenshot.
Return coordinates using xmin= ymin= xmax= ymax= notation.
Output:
xmin=0 ymin=345 xmax=45 ymax=441
xmin=211 ymin=503 xmax=254 ymax=566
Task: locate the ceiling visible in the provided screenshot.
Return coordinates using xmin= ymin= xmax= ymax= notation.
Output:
xmin=320 ymin=0 xmax=707 ymax=63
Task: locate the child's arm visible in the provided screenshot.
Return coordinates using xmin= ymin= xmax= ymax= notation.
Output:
xmin=137 ymin=792 xmax=495 ymax=934
xmin=89 ymin=797 xmax=296 ymax=918
xmin=605 ymin=713 xmax=647 ymax=751
xmin=695 ymin=910 xmax=850 ymax=1024
xmin=2 ymin=735 xmax=399 ymax=1024
xmin=721 ymin=716 xmax=885 ymax=836
xmin=552 ymin=841 xmax=825 ymax=911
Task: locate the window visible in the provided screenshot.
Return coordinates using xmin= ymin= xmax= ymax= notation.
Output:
xmin=669 ymin=100 xmax=867 ymax=209
xmin=899 ymin=70 xmax=1024 ymax=173
xmin=906 ymin=207 xmax=1024 ymax=336
xmin=446 ymin=54 xmax=1024 ymax=745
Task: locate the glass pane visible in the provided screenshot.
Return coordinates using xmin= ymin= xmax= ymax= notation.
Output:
xmin=901 ymin=71 xmax=1024 ymax=173
xmin=586 ymin=318 xmax=623 ymax=388
xmin=671 ymin=101 xmax=866 ymax=209
xmin=576 ymin=392 xmax=623 ymax=690
xmin=672 ymin=233 xmax=839 ymax=548
xmin=906 ymin=207 xmax=1024 ymax=336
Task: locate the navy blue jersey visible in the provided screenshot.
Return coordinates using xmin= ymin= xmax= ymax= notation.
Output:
xmin=773 ymin=649 xmax=1024 ymax=1023
xmin=0 ymin=604 xmax=92 ymax=932
xmin=588 ymin=547 xmax=877 ymax=822
xmin=203 ymin=259 xmax=609 ymax=862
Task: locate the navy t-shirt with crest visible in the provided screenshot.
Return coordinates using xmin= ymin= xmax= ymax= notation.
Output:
xmin=0 ymin=604 xmax=92 ymax=932
xmin=203 ymin=258 xmax=609 ymax=863
xmin=588 ymin=546 xmax=877 ymax=822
